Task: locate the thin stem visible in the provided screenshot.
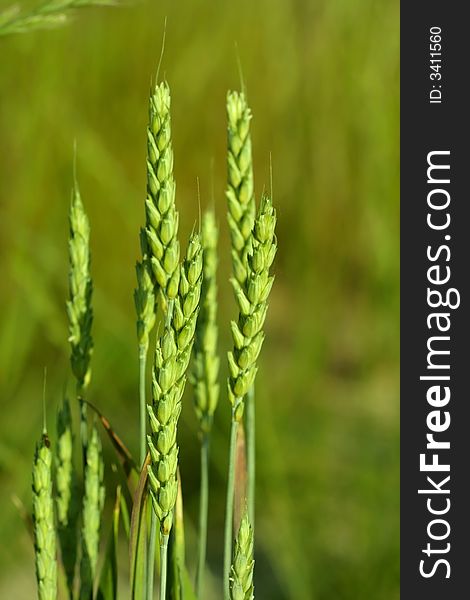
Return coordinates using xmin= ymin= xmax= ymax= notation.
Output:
xmin=146 ymin=510 xmax=157 ymax=600
xmin=196 ymin=434 xmax=209 ymax=597
xmin=246 ymin=387 xmax=255 ymax=528
xmin=160 ymin=533 xmax=169 ymax=600
xmin=223 ymin=412 xmax=239 ymax=600
xmin=139 ymin=343 xmax=148 ymax=467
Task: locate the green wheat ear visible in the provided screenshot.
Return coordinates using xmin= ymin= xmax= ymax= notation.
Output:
xmin=230 ymin=512 xmax=254 ymax=600
xmin=67 ymin=177 xmax=93 ymax=395
xmin=226 ymin=90 xmax=256 ymax=286
xmin=33 ymin=431 xmax=57 ymax=600
xmin=80 ymin=424 xmax=105 ymax=599
xmin=145 ymin=80 xmax=181 ymax=313
xmin=191 ymin=209 xmax=220 ymax=434
xmin=56 ymin=398 xmax=79 ymax=597
xmin=228 ymin=194 xmax=277 ymax=421
xmin=147 ymin=232 xmax=203 ymax=534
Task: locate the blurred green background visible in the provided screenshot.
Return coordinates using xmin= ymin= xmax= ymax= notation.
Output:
xmin=0 ymin=0 xmax=399 ymax=598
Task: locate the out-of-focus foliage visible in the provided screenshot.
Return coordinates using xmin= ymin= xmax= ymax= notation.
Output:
xmin=0 ymin=0 xmax=399 ymax=598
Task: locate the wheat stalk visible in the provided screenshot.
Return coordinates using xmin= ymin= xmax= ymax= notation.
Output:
xmin=147 ymin=232 xmax=202 ymax=599
xmin=79 ymin=424 xmax=105 ymax=599
xmin=190 ymin=209 xmax=219 ymax=597
xmin=56 ymin=398 xmax=79 ymax=597
xmin=33 ymin=431 xmax=57 ymax=600
xmin=230 ymin=512 xmax=254 ymax=600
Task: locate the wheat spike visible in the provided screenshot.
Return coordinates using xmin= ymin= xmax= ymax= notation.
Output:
xmin=67 ymin=178 xmax=93 ymax=394
xmin=33 ymin=432 xmax=57 ymax=600
xmin=191 ymin=210 xmax=220 ymax=433
xmin=147 ymin=233 xmax=203 ymax=535
xmin=226 ymin=91 xmax=256 ymax=287
xmin=228 ymin=195 xmax=276 ymax=421
xmin=56 ymin=398 xmax=79 ymax=596
xmin=230 ymin=512 xmax=254 ymax=600
xmin=145 ymin=81 xmax=181 ymax=313
xmin=79 ymin=424 xmax=105 ymax=598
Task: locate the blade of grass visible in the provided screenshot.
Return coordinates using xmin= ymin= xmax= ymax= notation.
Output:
xmin=168 ymin=479 xmax=198 ymax=600
xmin=97 ymin=485 xmax=122 ymax=600
xmin=223 ymin=412 xmax=239 ymax=600
xmin=196 ymin=434 xmax=209 ymax=596
xmin=11 ymin=494 xmax=34 ymax=540
xmin=130 ymin=454 xmax=150 ymax=599
xmin=147 ymin=511 xmax=158 ymax=600
xmin=120 ymin=491 xmax=131 ymax=539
